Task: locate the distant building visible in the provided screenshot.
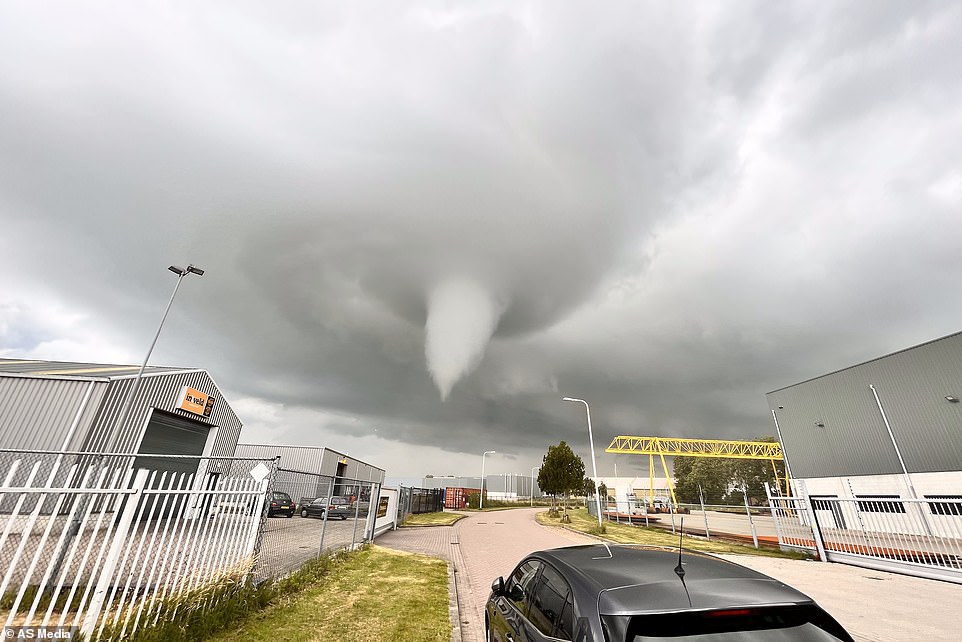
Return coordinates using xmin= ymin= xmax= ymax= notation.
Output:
xmin=235 ymin=443 xmax=384 ymax=502
xmin=767 ymin=331 xmax=962 ymax=511
xmin=421 ymin=474 xmax=541 ymax=501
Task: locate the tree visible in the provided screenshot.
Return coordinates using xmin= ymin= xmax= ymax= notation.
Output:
xmin=728 ymin=437 xmax=786 ymax=504
xmin=673 ymin=457 xmax=731 ymax=505
xmin=582 ymin=476 xmax=596 ymax=496
xmin=538 ymin=441 xmax=586 ymax=520
xmin=673 ymin=436 xmax=787 ymax=506
xmin=582 ymin=477 xmax=596 ymax=507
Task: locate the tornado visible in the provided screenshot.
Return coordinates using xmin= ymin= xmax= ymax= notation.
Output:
xmin=425 ymin=278 xmax=506 ymax=400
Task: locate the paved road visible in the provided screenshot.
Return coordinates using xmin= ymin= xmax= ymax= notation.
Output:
xmin=378 ymin=508 xmax=593 ymax=641
xmin=378 ymin=508 xmax=962 ymax=642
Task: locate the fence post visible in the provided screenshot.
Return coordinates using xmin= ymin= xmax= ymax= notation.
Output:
xmin=765 ymin=483 xmax=786 ymax=549
xmin=698 ymin=485 xmax=711 ymax=541
xmin=81 ymin=468 xmax=150 ymax=637
xmin=244 ymin=476 xmax=271 ymax=562
xmin=367 ymin=482 xmax=381 ymax=543
xmin=798 ymin=480 xmax=828 ymax=562
xmin=350 ymin=491 xmax=361 ymax=549
xmin=743 ymin=486 xmax=758 ymax=549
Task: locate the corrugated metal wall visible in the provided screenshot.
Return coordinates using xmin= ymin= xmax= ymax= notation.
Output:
xmin=0 ymin=376 xmax=107 ymax=450
xmin=235 ymin=443 xmax=385 ymax=483
xmin=81 ymin=370 xmax=242 ymax=457
xmin=768 ymin=332 xmax=962 ymax=478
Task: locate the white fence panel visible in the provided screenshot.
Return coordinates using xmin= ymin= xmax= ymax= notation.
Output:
xmin=0 ymin=450 xmax=275 ymax=640
xmin=766 ymin=483 xmax=962 ymax=584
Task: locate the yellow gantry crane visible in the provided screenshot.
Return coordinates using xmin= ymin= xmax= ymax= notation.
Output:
xmin=604 ymin=436 xmax=788 ymax=508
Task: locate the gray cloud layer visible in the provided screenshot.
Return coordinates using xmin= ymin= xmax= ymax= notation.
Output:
xmin=2 ymin=1 xmax=961 ymax=475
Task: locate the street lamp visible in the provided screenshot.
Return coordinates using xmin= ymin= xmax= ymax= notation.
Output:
xmin=531 ymin=466 xmax=538 ymax=507
xmin=480 ymin=450 xmax=495 ymax=509
xmin=563 ymin=396 xmax=603 ymax=528
xmin=112 ymin=264 xmax=205 ymax=446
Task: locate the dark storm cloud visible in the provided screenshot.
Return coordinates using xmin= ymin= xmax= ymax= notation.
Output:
xmin=2 ymin=1 xmax=961 ymax=475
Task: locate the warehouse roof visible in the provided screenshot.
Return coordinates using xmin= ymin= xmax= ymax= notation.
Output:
xmin=0 ymin=358 xmax=199 ymax=380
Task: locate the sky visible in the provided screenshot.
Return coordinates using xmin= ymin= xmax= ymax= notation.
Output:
xmin=2 ymin=1 xmax=961 ymax=480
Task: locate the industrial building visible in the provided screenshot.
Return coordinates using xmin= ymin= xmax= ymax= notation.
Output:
xmin=234 ymin=443 xmax=385 ymax=503
xmin=0 ymin=359 xmax=242 ymax=475
xmin=767 ymin=331 xmax=962 ymax=512
xmin=420 ymin=474 xmax=540 ymax=502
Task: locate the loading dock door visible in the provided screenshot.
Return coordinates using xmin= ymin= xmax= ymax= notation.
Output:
xmin=134 ymin=410 xmax=214 ymax=519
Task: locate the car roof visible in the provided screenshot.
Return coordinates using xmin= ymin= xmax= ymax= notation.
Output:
xmin=529 ymin=545 xmax=816 ymax=616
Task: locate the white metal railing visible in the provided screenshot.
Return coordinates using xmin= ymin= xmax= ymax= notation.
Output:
xmin=766 ymin=484 xmax=962 ymax=584
xmin=0 ymin=451 xmax=273 ymax=639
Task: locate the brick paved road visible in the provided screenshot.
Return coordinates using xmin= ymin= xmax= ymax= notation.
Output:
xmin=377 ymin=508 xmax=592 ymax=642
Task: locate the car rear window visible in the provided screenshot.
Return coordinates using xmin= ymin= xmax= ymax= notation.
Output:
xmin=608 ymin=605 xmax=850 ymax=642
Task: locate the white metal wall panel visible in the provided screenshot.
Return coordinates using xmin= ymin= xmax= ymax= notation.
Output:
xmin=769 ymin=331 xmax=962 ymax=478
xmin=0 ymin=377 xmax=107 ymax=450
xmin=235 ymin=443 xmax=385 ymax=483
xmin=82 ymin=370 xmax=242 ymax=457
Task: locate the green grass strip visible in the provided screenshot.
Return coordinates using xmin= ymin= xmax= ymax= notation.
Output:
xmin=538 ymin=507 xmax=811 ymax=559
xmin=402 ymin=511 xmax=465 ymax=526
xmin=208 ymin=546 xmax=450 ymax=642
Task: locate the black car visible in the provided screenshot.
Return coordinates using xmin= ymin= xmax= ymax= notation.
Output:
xmin=486 ymin=544 xmax=854 ymax=642
xmin=267 ymin=491 xmax=295 ymax=518
xmin=300 ymin=497 xmax=349 ymax=520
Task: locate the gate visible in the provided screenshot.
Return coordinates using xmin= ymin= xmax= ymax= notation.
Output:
xmin=766 ymin=483 xmax=962 ymax=584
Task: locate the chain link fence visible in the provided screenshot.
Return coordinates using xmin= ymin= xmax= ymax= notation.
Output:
xmin=254 ymin=468 xmax=380 ymax=579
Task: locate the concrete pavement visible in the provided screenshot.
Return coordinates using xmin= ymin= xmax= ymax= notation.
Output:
xmin=378 ymin=507 xmax=962 ymax=642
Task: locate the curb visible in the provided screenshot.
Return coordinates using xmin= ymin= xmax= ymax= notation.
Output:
xmin=447 ymin=563 xmax=462 ymax=642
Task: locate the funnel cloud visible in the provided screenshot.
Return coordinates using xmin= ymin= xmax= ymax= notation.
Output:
xmin=425 ymin=278 xmax=505 ymax=399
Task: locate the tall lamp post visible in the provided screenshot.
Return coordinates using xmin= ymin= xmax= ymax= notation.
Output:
xmin=563 ymin=396 xmax=603 ymax=528
xmin=480 ymin=450 xmax=495 ymax=509
xmin=112 ymin=264 xmax=205 ymax=446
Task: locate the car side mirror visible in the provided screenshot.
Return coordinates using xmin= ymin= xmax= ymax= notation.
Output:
xmin=491 ymin=577 xmax=505 ymax=597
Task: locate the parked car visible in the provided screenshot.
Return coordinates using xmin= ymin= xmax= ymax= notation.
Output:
xmin=486 ymin=544 xmax=854 ymax=642
xmin=299 ymin=496 xmax=350 ymax=520
xmin=267 ymin=491 xmax=296 ymax=517
xmin=328 ymin=496 xmax=353 ymax=519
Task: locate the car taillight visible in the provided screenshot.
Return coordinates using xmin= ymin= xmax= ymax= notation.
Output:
xmin=270 ymin=502 xmax=277 ymax=507
xmin=704 ymin=609 xmax=756 ymax=618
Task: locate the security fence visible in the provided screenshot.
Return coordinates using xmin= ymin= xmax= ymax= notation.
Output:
xmin=396 ymin=486 xmax=443 ymax=523
xmin=591 ymin=495 xmax=778 ymax=549
xmin=256 ymin=467 xmax=379 ymax=579
xmin=766 ymin=483 xmax=962 ymax=584
xmin=0 ymin=449 xmax=275 ymax=639
xmin=0 ymin=450 xmax=382 ymax=639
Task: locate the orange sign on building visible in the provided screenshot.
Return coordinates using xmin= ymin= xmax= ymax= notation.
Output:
xmin=177 ymin=386 xmax=215 ymax=418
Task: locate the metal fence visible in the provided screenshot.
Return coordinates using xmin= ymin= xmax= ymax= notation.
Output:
xmin=396 ymin=487 xmax=443 ymax=523
xmin=256 ymin=467 xmax=380 ymax=579
xmin=591 ymin=495 xmax=777 ymax=549
xmin=766 ymin=483 xmax=962 ymax=584
xmin=0 ymin=449 xmax=275 ymax=639
xmin=0 ymin=450 xmax=387 ymax=639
